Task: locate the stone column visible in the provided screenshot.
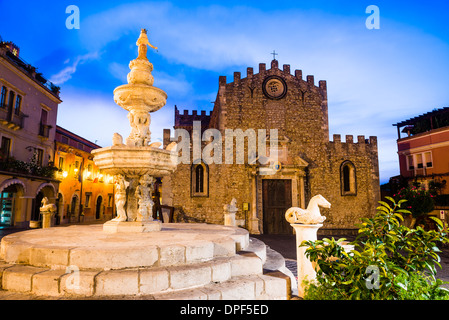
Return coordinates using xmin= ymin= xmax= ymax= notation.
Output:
xmin=291 ymin=223 xmax=323 ymax=298
xmin=249 ymin=171 xmax=260 ymax=234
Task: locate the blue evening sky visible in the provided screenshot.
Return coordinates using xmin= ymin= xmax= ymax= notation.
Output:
xmin=1 ymin=1 xmax=449 ymax=184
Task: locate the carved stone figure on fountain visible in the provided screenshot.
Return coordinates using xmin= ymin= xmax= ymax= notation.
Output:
xmin=137 ymin=28 xmax=158 ymax=60
xmin=112 ymin=175 xmax=127 ymax=222
xmin=127 ymin=111 xmax=151 ymax=146
xmin=135 ymin=174 xmax=155 ymax=222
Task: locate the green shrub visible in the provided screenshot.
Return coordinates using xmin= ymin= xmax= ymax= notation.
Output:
xmin=301 ymin=197 xmax=449 ymax=300
xmin=394 ymin=186 xmax=435 ymax=228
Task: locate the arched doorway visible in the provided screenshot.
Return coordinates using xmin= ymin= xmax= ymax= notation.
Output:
xmin=95 ymin=195 xmax=103 ymax=219
xmin=70 ymin=194 xmax=79 ymax=222
xmin=31 ymin=191 xmax=44 ymax=222
xmin=32 ymin=183 xmax=56 ymax=223
xmin=0 ymin=185 xmax=19 ymax=227
xmin=56 ymin=193 xmax=63 ymax=225
xmin=0 ymin=179 xmax=25 ymax=227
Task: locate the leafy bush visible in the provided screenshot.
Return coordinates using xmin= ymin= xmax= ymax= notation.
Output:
xmin=301 ymin=197 xmax=449 ymax=300
xmin=0 ymin=157 xmax=60 ymax=178
xmin=394 ymin=186 xmax=435 ymax=228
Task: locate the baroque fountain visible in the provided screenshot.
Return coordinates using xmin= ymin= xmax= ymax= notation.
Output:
xmin=0 ymin=30 xmax=289 ymax=299
xmin=92 ymin=29 xmax=176 ymax=233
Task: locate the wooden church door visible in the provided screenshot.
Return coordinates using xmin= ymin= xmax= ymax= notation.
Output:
xmin=262 ymin=179 xmax=292 ymax=234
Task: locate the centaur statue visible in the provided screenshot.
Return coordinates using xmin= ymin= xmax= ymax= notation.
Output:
xmin=285 ymin=194 xmax=330 ymax=224
xmin=40 ymin=197 xmax=56 ymax=214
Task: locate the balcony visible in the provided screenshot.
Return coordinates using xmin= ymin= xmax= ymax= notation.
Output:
xmin=0 ymin=107 xmax=27 ymax=130
xmin=39 ymin=123 xmax=52 ymax=138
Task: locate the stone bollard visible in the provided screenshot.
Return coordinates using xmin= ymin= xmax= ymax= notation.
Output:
xmin=291 ymin=223 xmax=323 ymax=298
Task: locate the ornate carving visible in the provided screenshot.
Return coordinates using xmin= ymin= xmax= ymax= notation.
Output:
xmin=135 ymin=174 xmax=155 ymax=222
xmin=112 ymin=175 xmax=127 ymax=222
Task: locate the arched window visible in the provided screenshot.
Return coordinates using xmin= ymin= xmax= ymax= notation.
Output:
xmin=191 ymin=162 xmax=208 ymax=197
xmin=340 ymin=161 xmax=357 ymax=196
xmin=195 ymin=165 xmax=204 ymax=193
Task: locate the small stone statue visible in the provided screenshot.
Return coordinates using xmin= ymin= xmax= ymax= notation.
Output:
xmin=135 ymin=174 xmax=155 ymax=222
xmin=40 ymin=197 xmax=56 ymax=213
xmin=112 ymin=133 xmax=124 ymax=146
xmin=112 ymin=175 xmax=127 ymax=222
xmin=40 ymin=197 xmax=56 ymax=228
xmin=285 ymin=194 xmax=330 ymax=224
xmin=137 ymin=28 xmax=158 ymax=60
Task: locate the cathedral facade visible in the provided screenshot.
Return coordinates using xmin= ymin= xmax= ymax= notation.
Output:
xmin=163 ymin=59 xmax=380 ymax=234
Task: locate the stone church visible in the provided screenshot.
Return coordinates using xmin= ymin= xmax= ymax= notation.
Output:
xmin=163 ymin=59 xmax=380 ymax=234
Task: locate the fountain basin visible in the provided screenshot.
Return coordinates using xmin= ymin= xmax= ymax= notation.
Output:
xmin=0 ymin=223 xmax=248 ymax=270
xmin=113 ymin=83 xmax=167 ymax=112
xmin=92 ymin=145 xmax=176 ymax=177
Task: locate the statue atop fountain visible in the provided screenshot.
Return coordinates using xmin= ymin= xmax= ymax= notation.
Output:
xmin=92 ymin=29 xmax=177 ymax=233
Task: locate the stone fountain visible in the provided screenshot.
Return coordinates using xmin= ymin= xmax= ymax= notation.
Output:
xmin=0 ymin=30 xmax=290 ymax=300
xmin=92 ymin=29 xmax=176 ymax=233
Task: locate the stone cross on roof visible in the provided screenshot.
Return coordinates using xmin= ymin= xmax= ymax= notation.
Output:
xmin=271 ymin=50 xmax=278 ymax=60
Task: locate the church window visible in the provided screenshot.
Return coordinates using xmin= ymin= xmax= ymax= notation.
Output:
xmin=195 ymin=165 xmax=204 ymax=193
xmin=191 ymin=162 xmax=208 ymax=197
xmin=340 ymin=161 xmax=356 ymax=196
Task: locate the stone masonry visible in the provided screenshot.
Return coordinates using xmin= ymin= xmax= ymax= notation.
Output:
xmin=164 ymin=59 xmax=380 ymax=234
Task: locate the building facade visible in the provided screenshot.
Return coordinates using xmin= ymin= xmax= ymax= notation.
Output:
xmin=393 ymin=107 xmax=449 ymax=203
xmin=0 ymin=41 xmax=61 ymax=228
xmin=54 ymin=126 xmax=115 ymax=224
xmin=164 ymin=59 xmax=380 ymax=234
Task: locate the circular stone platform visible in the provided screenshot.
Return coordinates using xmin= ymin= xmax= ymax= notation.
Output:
xmin=0 ymin=223 xmax=249 ymax=270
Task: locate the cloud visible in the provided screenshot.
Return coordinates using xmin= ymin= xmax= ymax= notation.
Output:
xmin=57 ymin=88 xmax=173 ymax=148
xmin=49 ymin=51 xmax=100 ymax=85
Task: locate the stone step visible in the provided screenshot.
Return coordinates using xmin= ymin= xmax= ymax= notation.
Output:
xmin=0 ymin=253 xmax=263 ymax=298
xmin=244 ymin=238 xmax=297 ymax=297
xmin=246 ymin=237 xmax=267 ymax=264
xmin=0 ymin=224 xmax=247 ymax=271
xmin=151 ymin=274 xmax=289 ymax=300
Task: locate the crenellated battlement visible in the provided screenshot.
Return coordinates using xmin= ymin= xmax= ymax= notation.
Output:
xmin=217 ymin=59 xmax=325 ymax=89
xmin=331 ymin=134 xmax=377 ymax=146
xmin=174 ymin=105 xmax=211 ymax=128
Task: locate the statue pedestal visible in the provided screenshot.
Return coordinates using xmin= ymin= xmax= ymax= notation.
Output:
xmin=224 ymin=212 xmax=236 ymax=226
xmin=291 ymin=223 xmax=323 ymax=298
xmin=41 ymin=211 xmax=52 ymax=229
xmin=103 ymin=220 xmax=162 ymax=233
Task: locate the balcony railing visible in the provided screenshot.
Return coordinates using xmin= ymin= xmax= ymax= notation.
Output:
xmin=0 ymin=107 xmax=27 ymax=130
xmin=39 ymin=123 xmax=52 ymax=138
